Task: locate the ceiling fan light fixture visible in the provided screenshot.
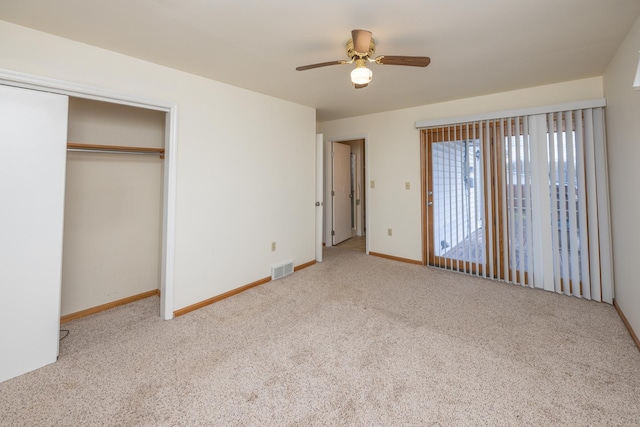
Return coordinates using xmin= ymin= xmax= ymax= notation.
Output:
xmin=295 ymin=29 xmax=431 ymax=88
xmin=351 ymin=60 xmax=372 ymax=85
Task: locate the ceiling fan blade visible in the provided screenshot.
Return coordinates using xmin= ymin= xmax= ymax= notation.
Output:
xmin=354 ymin=83 xmax=368 ymax=89
xmin=377 ymin=56 xmax=431 ymax=67
xmin=296 ymin=60 xmax=346 ymax=71
xmin=351 ymin=29 xmax=372 ymax=55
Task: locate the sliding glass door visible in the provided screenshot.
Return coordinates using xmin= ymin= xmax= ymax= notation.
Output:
xmin=421 ymin=108 xmax=612 ymax=302
xmin=425 ymin=125 xmax=485 ymax=275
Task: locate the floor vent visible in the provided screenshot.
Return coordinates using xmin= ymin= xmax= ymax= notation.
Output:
xmin=271 ymin=259 xmax=294 ymax=280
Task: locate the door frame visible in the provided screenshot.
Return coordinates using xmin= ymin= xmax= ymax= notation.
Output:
xmin=315 ymin=134 xmax=323 ymax=262
xmin=0 ymin=68 xmax=178 ymax=320
xmin=421 ymin=126 xmax=491 ymax=273
xmin=324 ymin=134 xmax=368 ymax=253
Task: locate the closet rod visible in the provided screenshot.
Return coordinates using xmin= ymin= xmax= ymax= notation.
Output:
xmin=67 ymin=142 xmax=165 ymax=159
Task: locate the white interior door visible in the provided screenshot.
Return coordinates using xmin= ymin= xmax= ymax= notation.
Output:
xmin=332 ymin=142 xmax=352 ymax=245
xmin=0 ymin=85 xmax=68 ymax=383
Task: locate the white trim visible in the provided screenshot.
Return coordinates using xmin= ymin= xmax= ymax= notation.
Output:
xmin=0 ymin=67 xmax=177 ymax=320
xmin=161 ymin=105 xmax=178 ymax=320
xmin=0 ymin=68 xmax=174 ymax=111
xmin=415 ymin=98 xmax=607 ymax=129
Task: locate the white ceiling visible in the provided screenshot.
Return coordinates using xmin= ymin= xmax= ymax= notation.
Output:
xmin=1 ymin=0 xmax=639 ymax=121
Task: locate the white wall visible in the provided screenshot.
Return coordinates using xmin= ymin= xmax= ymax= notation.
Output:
xmin=318 ymin=78 xmax=604 ymax=262
xmin=0 ymin=20 xmax=316 ymax=312
xmin=603 ymin=16 xmax=640 ymax=336
xmin=62 ymin=98 xmax=165 ymax=316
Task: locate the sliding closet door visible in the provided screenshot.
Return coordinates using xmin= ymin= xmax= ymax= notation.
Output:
xmin=0 ymin=85 xmax=68 ymax=383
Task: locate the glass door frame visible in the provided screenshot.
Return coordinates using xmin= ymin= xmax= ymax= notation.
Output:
xmin=421 ymin=124 xmax=514 ymax=279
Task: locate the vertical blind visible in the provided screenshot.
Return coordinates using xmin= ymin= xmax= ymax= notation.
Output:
xmin=424 ymin=107 xmax=613 ymax=303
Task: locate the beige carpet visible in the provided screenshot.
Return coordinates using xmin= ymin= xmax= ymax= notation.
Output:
xmin=335 ymin=235 xmax=366 ymax=252
xmin=2 ymin=246 xmax=640 ymax=426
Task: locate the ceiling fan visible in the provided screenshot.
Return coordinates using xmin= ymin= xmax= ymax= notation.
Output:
xmin=296 ymin=29 xmax=431 ymax=89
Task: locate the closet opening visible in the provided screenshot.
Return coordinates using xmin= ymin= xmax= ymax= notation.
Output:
xmin=60 ymin=98 xmax=166 ymax=323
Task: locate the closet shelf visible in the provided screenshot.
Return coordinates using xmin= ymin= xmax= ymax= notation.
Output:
xmin=67 ymin=142 xmax=165 ymax=159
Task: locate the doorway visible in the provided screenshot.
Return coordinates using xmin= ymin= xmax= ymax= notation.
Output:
xmin=332 ymin=141 xmax=351 ymax=245
xmin=331 ymin=138 xmax=366 ymax=251
xmin=424 ymin=130 xmax=485 ymax=274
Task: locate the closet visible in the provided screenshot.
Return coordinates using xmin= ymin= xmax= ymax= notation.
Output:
xmin=61 ymin=98 xmax=165 ymax=319
xmin=1 ymin=83 xmax=169 ymax=384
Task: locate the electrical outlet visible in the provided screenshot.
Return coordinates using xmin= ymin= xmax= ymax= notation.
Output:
xmin=371 ymin=180 xmax=375 ymax=189
xmin=405 ymin=182 xmax=411 ymax=190
xmin=388 ymin=228 xmax=392 ymax=236
xmin=271 ymin=241 xmax=276 ymax=251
